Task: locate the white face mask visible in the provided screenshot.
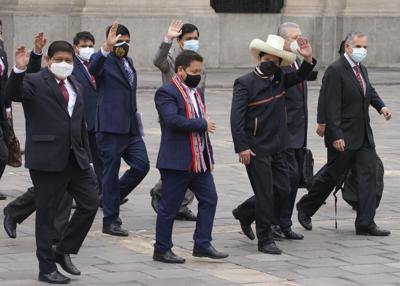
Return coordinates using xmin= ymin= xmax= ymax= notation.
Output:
xmin=78 ymin=47 xmax=95 ymax=62
xmin=290 ymin=40 xmax=301 ymax=56
xmin=50 ymin=61 xmax=74 ymax=80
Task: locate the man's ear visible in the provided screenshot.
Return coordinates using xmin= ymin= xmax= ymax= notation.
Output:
xmin=44 ymin=55 xmax=50 ymax=65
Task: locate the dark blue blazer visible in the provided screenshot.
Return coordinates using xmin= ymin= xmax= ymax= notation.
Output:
xmin=282 ymin=62 xmax=308 ymax=149
xmin=154 ymin=82 xmax=213 ymax=171
xmin=89 ymin=51 xmax=138 ymax=135
xmin=73 ymin=58 xmax=98 ymax=132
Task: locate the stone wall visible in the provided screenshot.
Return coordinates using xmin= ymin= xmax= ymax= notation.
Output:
xmin=1 ymin=0 xmax=399 ymax=69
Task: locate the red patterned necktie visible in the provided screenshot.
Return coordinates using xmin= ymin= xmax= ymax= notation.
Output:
xmin=59 ymin=80 xmax=70 ymax=107
xmin=291 ymin=63 xmax=304 ymax=93
xmin=0 ymin=62 xmax=2 ymax=77
xmin=83 ymin=61 xmax=96 ymax=89
xmin=353 ymin=65 xmax=364 ymax=95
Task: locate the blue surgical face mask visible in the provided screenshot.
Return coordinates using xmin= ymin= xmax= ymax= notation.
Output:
xmin=183 ymin=39 xmax=199 ymax=52
xmin=351 ymin=47 xmax=367 ymax=63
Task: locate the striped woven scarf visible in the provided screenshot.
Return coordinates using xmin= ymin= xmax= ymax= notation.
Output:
xmin=171 ymin=75 xmax=213 ymax=173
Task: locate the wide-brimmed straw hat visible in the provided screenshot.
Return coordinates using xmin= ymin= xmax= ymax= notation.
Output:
xmin=249 ymin=34 xmax=296 ymax=66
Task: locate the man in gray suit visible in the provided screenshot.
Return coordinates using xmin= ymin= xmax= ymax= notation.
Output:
xmin=151 ymin=20 xmax=206 ymax=221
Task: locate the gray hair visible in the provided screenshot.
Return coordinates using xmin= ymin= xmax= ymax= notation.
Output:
xmin=277 ymin=22 xmax=300 ymax=39
xmin=345 ymin=32 xmax=368 ymax=44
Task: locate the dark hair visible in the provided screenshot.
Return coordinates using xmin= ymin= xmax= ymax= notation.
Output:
xmin=177 ymin=23 xmax=199 ymax=40
xmin=174 ymin=50 xmax=203 ymax=73
xmin=338 ymin=39 xmax=346 ymax=56
xmin=47 ymin=41 xmax=75 ymax=58
xmin=106 ymin=24 xmax=130 ymax=38
xmin=73 ymin=31 xmax=95 ymax=46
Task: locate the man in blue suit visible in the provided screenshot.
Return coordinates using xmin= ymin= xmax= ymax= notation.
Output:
xmin=72 ymin=31 xmax=103 ymax=197
xmin=153 ymin=51 xmax=228 ymax=263
xmin=89 ymin=22 xmax=150 ymax=237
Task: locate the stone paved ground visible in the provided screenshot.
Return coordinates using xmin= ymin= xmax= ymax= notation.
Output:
xmin=0 ymin=68 xmax=399 ymax=286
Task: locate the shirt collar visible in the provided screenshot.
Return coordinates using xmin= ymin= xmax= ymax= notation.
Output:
xmin=344 ymin=52 xmax=358 ymax=69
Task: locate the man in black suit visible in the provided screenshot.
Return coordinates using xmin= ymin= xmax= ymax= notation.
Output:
xmin=0 ymin=19 xmax=12 ymax=199
xmin=232 ymin=23 xmax=309 ymax=241
xmin=297 ymin=32 xmax=391 ymax=236
xmin=6 ymin=41 xmax=99 ymax=284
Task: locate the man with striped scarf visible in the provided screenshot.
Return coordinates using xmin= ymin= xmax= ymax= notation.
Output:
xmin=153 ymin=50 xmax=228 ymax=264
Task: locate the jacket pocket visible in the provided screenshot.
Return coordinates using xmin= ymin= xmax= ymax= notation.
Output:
xmin=32 ymin=135 xmax=56 ymax=142
xmin=253 ymin=117 xmax=258 ymax=136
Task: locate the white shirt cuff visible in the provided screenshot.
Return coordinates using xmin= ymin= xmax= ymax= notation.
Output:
xmin=13 ymin=66 xmax=27 ymax=73
xmin=163 ymin=36 xmax=173 ymax=44
xmin=5 ymin=108 xmax=11 ymax=112
xmin=101 ymin=47 xmax=111 ymax=57
xmin=380 ymin=106 xmax=387 ymax=113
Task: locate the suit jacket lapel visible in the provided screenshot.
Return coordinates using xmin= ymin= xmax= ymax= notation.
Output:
xmin=43 ymin=69 xmax=69 ymax=116
xmin=341 ymin=56 xmax=364 ymax=97
xmin=69 ymin=76 xmax=83 ymax=118
xmin=75 ymin=58 xmax=95 ymax=90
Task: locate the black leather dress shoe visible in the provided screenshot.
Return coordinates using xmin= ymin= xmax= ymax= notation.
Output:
xmin=272 ymin=225 xmax=284 ymax=241
xmin=0 ymin=191 xmax=6 ymax=200
xmin=153 ymin=249 xmax=185 ymax=264
xmin=282 ymin=228 xmax=304 ymax=240
xmin=356 ymin=226 xmax=391 ymax=236
xmin=193 ymin=245 xmax=229 ymax=259
xmin=232 ymin=208 xmax=255 ymax=240
xmin=102 ymin=223 xmax=129 ymax=236
xmin=38 ymin=270 xmax=70 ymax=284
xmin=3 ymin=207 xmax=17 ymax=239
xmin=54 ymin=250 xmax=81 ymax=276
xmin=258 ymin=242 xmax=282 ymax=255
xmin=175 ymin=209 xmax=197 ymax=221
xmin=297 ymin=204 xmax=312 ymax=231
xmin=116 ymin=217 xmax=122 ymax=226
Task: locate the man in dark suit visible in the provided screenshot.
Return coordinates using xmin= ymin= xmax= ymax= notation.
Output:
xmin=153 ymin=50 xmax=228 ymax=264
xmin=6 ymin=41 xmax=99 ymax=284
xmin=3 ymin=32 xmax=74 ymax=241
xmin=72 ymin=31 xmax=103 ymax=197
xmin=297 ymin=32 xmax=391 ymax=236
xmin=231 ymin=35 xmax=316 ymax=254
xmin=0 ymin=19 xmax=12 ymax=199
xmin=232 ymin=23 xmax=309 ymax=241
xmin=89 ymin=22 xmax=150 ymax=237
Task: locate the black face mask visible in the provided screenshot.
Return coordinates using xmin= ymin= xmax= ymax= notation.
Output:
xmin=259 ymin=61 xmax=279 ymax=76
xmin=184 ymin=73 xmax=201 ymax=88
xmin=113 ymin=42 xmax=129 ymax=58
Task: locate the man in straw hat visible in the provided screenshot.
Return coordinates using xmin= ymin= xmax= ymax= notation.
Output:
xmin=230 ymin=34 xmax=316 ymax=254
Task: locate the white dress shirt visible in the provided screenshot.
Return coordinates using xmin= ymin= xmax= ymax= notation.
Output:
xmin=0 ymin=57 xmax=5 ymax=77
xmin=188 ymin=88 xmax=200 ymax=117
xmin=13 ymin=66 xmax=77 ymax=116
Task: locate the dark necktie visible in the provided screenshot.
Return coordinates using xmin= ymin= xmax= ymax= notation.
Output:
xmin=83 ymin=61 xmax=96 ymax=89
xmin=59 ymin=80 xmax=70 ymax=107
xmin=353 ymin=65 xmax=364 ymax=95
xmin=291 ymin=63 xmax=304 ymax=93
xmin=122 ymin=58 xmax=134 ymax=87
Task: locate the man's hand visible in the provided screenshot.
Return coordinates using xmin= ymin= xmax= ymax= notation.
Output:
xmin=103 ymin=21 xmax=121 ymax=52
xmin=15 ymin=45 xmax=30 ymax=70
xmin=316 ymin=123 xmax=326 ymax=137
xmin=333 ymin=139 xmax=346 ymax=152
xmin=239 ymin=149 xmax=256 ymax=165
xmin=206 ymin=117 xmax=216 ymax=133
xmin=297 ymin=37 xmax=313 ymax=63
xmin=166 ymin=20 xmax=183 ymax=41
xmin=381 ymin=107 xmax=392 ymax=121
xmin=34 ymin=32 xmax=47 ymax=54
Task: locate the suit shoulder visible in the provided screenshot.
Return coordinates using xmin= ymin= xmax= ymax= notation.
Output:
xmin=235 ymin=71 xmax=254 ymax=85
xmin=156 ymin=82 xmax=179 ymax=96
